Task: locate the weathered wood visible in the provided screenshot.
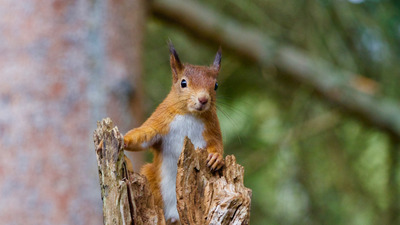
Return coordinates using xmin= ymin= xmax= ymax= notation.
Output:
xmin=94 ymin=118 xmax=251 ymax=224
xmin=127 ymin=171 xmax=166 ymax=225
xmin=93 ymin=118 xmax=165 ymax=225
xmin=177 ymin=137 xmax=252 ymax=225
xmin=94 ymin=118 xmax=131 ymax=224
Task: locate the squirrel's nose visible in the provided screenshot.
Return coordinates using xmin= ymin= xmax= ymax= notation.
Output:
xmin=198 ymin=97 xmax=209 ymax=105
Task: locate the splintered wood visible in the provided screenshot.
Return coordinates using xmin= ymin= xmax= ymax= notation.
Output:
xmin=128 ymin=172 xmax=166 ymax=225
xmin=94 ymin=118 xmax=251 ymax=225
xmin=93 ymin=118 xmax=165 ymax=225
xmin=177 ymin=137 xmax=252 ymax=225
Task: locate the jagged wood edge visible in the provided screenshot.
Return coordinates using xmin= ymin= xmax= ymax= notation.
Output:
xmin=176 ymin=137 xmax=252 ymax=225
xmin=93 ymin=118 xmax=131 ymax=225
xmin=93 ymin=117 xmax=165 ymax=225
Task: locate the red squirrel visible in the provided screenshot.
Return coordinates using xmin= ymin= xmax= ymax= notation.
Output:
xmin=123 ymin=42 xmax=224 ymax=223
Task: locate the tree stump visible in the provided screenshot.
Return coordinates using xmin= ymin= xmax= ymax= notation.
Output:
xmin=177 ymin=138 xmax=252 ymax=225
xmin=93 ymin=118 xmax=251 ymax=225
xmin=93 ymin=118 xmax=165 ymax=225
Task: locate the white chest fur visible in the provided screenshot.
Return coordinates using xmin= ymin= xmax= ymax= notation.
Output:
xmin=160 ymin=114 xmax=206 ymax=220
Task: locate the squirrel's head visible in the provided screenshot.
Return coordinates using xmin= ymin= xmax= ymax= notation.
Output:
xmin=168 ymin=41 xmax=221 ymax=114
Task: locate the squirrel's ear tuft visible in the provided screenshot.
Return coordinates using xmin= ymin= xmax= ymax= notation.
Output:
xmin=168 ymin=40 xmax=183 ymax=82
xmin=213 ymin=46 xmax=222 ymax=71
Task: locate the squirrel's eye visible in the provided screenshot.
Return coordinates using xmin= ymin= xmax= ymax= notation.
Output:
xmin=181 ymin=79 xmax=187 ymax=88
xmin=214 ymin=82 xmax=218 ymax=91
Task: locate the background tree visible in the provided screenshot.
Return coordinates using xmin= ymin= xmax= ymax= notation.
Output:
xmin=0 ymin=0 xmax=145 ymax=224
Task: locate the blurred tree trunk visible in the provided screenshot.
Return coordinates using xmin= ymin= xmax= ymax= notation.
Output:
xmin=0 ymin=0 xmax=146 ymax=224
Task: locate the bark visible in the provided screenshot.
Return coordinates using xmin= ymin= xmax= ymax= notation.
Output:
xmin=94 ymin=118 xmax=129 ymax=224
xmin=150 ymin=0 xmax=400 ymax=139
xmin=94 ymin=118 xmax=165 ymax=225
xmin=0 ymin=0 xmax=145 ymax=223
xmin=94 ymin=118 xmax=251 ymax=225
xmin=177 ymin=137 xmax=252 ymax=225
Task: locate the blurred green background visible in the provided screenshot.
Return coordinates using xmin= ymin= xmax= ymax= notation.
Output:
xmin=143 ymin=0 xmax=400 ymax=224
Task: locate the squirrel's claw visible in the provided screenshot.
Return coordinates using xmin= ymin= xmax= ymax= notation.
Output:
xmin=207 ymin=153 xmax=224 ymax=171
xmin=215 ymin=161 xmax=224 ymax=170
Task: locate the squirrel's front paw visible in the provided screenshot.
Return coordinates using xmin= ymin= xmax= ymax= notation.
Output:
xmin=207 ymin=152 xmax=224 ymax=171
xmin=123 ymin=135 xmax=130 ymax=149
xmin=123 ymin=134 xmax=138 ymax=151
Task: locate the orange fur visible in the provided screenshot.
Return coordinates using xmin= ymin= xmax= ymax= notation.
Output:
xmin=124 ymin=44 xmax=224 ymax=217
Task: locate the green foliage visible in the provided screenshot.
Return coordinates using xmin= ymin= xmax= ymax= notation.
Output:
xmin=143 ymin=0 xmax=400 ymax=224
